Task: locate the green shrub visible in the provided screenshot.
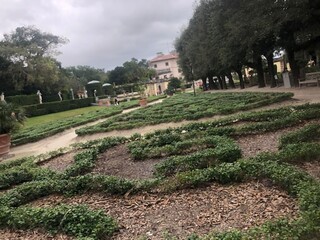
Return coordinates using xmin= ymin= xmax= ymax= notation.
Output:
xmin=154 ymin=136 xmax=242 ymax=178
xmin=279 ymin=124 xmax=320 ymax=148
xmin=6 ymin=95 xmax=38 ymax=106
xmin=8 ymin=204 xmax=117 ymax=239
xmin=76 ymin=92 xmax=293 ymax=135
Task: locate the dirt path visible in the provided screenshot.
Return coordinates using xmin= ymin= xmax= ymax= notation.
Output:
xmin=6 ymin=86 xmax=320 ymax=161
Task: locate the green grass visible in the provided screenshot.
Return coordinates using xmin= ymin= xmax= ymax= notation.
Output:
xmin=12 ymin=95 xmax=166 ymax=146
xmin=23 ymin=106 xmax=103 ymax=129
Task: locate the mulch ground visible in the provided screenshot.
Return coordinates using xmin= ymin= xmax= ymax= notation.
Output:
xmin=92 ymin=144 xmax=164 ymax=180
xmin=0 ymin=229 xmax=73 ymax=240
xmin=3 ymin=119 xmax=319 ymax=239
xmin=39 ymin=151 xmax=78 ymax=172
xmin=29 ymin=180 xmax=298 ymax=240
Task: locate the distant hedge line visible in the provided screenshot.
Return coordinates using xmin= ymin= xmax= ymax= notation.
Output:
xmin=23 ymin=98 xmax=95 ymax=117
xmin=6 ymin=95 xmax=39 ymax=106
xmin=6 ymin=93 xmax=74 ymax=106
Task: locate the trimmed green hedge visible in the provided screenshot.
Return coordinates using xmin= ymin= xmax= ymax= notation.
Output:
xmin=0 ymin=204 xmax=117 ymax=239
xmin=23 ymin=98 xmax=95 ymax=117
xmin=6 ymin=95 xmax=38 ymax=106
xmin=76 ymin=92 xmax=294 ymax=136
xmin=279 ymin=123 xmax=320 ymax=148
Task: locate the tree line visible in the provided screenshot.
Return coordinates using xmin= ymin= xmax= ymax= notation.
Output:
xmin=0 ymin=26 xmax=155 ymax=97
xmin=175 ymin=0 xmax=320 ymax=89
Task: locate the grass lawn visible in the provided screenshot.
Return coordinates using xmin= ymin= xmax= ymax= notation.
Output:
xmin=12 ymin=95 xmax=167 ymax=146
xmin=23 ymin=106 xmax=103 ymax=129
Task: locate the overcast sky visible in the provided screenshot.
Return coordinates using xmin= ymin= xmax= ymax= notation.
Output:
xmin=0 ymin=0 xmax=197 ymax=71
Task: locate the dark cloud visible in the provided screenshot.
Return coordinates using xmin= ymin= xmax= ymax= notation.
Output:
xmin=0 ymin=0 xmax=196 ymax=70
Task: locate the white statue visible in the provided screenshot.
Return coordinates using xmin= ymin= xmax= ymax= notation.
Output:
xmin=0 ymin=92 xmax=5 ymax=102
xmin=84 ymin=89 xmax=88 ymax=98
xmin=70 ymin=88 xmax=74 ymax=100
xmin=37 ymin=90 xmax=42 ymax=104
xmin=58 ymin=91 xmax=62 ymax=101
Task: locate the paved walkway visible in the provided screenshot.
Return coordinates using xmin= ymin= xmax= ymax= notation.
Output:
xmin=3 ymin=86 xmax=320 ymax=161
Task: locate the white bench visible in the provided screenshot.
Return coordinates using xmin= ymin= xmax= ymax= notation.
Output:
xmin=299 ymin=72 xmax=320 ymax=87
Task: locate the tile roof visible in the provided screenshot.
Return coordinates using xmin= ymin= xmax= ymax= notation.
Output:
xmin=149 ymin=53 xmax=178 ymax=63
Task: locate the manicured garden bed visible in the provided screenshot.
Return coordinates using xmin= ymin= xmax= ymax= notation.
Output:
xmin=0 ymin=101 xmax=319 ymax=239
xmin=75 ymin=92 xmax=294 ymax=136
xmin=11 ymin=95 xmax=166 ymax=146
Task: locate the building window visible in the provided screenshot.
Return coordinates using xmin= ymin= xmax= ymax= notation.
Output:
xmin=154 ymin=64 xmax=157 ymax=68
xmin=165 ymin=62 xmax=169 ymax=66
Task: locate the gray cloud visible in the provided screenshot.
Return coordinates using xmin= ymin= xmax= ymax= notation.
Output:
xmin=0 ymin=0 xmax=196 ymax=70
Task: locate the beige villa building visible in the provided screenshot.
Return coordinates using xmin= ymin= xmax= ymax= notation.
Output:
xmin=149 ymin=52 xmax=183 ymax=80
xmin=146 ymin=52 xmax=183 ymax=96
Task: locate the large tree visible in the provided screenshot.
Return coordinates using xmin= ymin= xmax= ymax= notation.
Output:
xmin=108 ymin=58 xmax=156 ymax=86
xmin=0 ymin=26 xmax=68 ymax=94
xmin=176 ymin=0 xmax=320 ymax=89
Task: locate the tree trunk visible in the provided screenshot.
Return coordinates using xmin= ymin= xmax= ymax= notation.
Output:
xmin=287 ymin=49 xmax=300 ymax=87
xmin=266 ymin=53 xmax=277 ymax=88
xmin=236 ymin=68 xmax=245 ymax=89
xmin=255 ymin=55 xmax=266 ymax=88
xmin=207 ymin=73 xmax=215 ymax=90
xmin=221 ymin=75 xmax=228 ymax=89
xmin=226 ymin=72 xmax=235 ymax=88
xmin=213 ymin=77 xmax=219 ymax=89
xmin=201 ymin=77 xmax=207 ymax=91
xmin=217 ymin=76 xmax=223 ymax=89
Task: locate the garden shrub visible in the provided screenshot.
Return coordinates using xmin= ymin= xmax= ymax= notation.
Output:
xmin=154 ymin=136 xmax=242 ymax=178
xmin=7 ymin=204 xmax=117 ymax=239
xmin=279 ymin=123 xmax=320 ymax=148
xmin=76 ymin=92 xmax=294 ymax=136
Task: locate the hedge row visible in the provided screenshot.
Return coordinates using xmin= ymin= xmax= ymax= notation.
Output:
xmin=76 ymin=92 xmax=294 ymax=135
xmin=23 ymin=98 xmax=95 ymax=117
xmin=12 ymin=107 xmax=123 ymax=146
xmin=6 ymin=95 xmax=38 ymax=106
xmin=140 ymin=103 xmax=320 ymax=140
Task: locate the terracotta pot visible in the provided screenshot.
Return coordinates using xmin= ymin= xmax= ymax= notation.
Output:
xmin=139 ymin=98 xmax=147 ymax=107
xmin=0 ymin=134 xmax=11 ymax=157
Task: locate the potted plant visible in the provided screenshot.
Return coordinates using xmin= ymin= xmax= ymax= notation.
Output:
xmin=138 ymin=84 xmax=148 ymax=107
xmin=0 ymin=101 xmax=25 ymax=157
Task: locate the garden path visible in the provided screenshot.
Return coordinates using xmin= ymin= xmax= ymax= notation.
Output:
xmin=6 ymin=86 xmax=320 ymax=161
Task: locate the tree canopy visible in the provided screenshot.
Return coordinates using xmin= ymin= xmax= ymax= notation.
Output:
xmin=175 ymin=0 xmax=320 ymax=89
xmin=108 ymin=58 xmax=156 ymax=86
xmin=0 ymin=26 xmax=68 ymax=94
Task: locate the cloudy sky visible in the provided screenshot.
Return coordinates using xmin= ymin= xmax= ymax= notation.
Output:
xmin=0 ymin=0 xmax=197 ymax=70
